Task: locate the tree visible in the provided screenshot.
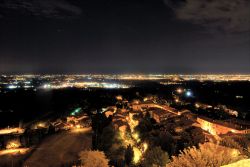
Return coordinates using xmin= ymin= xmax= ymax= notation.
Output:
xmin=79 ymin=150 xmax=109 ymax=167
xmin=159 ymin=131 xmax=176 ymax=155
xmin=125 ymin=144 xmax=134 ymax=165
xmin=98 ymin=125 xmax=122 ymax=152
xmin=92 ymin=112 xmax=111 ymax=149
xmin=168 ymin=142 xmax=246 ymax=167
xmin=98 ymin=125 xmax=125 ymax=166
xmin=135 ymin=118 xmax=153 ymax=140
xmin=142 ymin=146 xmax=170 ymax=167
xmin=189 ymin=127 xmax=205 ymax=145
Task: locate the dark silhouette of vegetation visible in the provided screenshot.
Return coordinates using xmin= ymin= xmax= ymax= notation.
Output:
xmin=125 ymin=144 xmax=134 ymax=166
xmin=142 ymin=146 xmax=170 ymax=167
xmin=97 ymin=125 xmax=125 ymax=166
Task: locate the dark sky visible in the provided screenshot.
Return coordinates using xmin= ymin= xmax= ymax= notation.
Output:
xmin=0 ymin=0 xmax=250 ymax=74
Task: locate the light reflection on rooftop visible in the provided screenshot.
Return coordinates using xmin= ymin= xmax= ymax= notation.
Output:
xmin=0 ymin=128 xmax=24 ymax=135
xmin=0 ymin=148 xmax=29 ymax=156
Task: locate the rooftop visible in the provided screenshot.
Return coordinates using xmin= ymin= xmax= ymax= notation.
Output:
xmin=198 ymin=116 xmax=250 ymax=130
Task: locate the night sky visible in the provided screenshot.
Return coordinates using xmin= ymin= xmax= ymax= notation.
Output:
xmin=0 ymin=0 xmax=250 ymax=74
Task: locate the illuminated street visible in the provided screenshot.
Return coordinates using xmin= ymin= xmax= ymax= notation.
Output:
xmin=24 ymin=128 xmax=92 ymax=167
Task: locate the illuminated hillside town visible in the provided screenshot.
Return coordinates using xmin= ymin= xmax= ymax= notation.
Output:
xmin=0 ymin=74 xmax=250 ymax=166
xmin=1 ymin=0 xmax=250 ymax=166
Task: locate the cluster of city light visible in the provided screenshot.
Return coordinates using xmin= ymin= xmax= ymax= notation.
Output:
xmin=176 ymin=88 xmax=193 ymax=97
xmin=43 ymin=84 xmax=52 ymax=89
xmin=180 ymin=74 xmax=250 ymax=81
xmin=8 ymin=85 xmax=19 ymax=89
xmin=41 ymin=82 xmax=130 ymax=89
xmin=118 ymin=74 xmax=167 ymax=80
xmin=2 ymin=75 xmax=250 ymax=92
xmin=7 ymin=84 xmax=33 ymax=89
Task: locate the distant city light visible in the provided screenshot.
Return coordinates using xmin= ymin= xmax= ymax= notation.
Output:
xmin=43 ymin=84 xmax=51 ymax=89
xmin=176 ymin=88 xmax=183 ymax=94
xmin=24 ymin=85 xmax=33 ymax=88
xmin=8 ymin=85 xmax=18 ymax=89
xmin=185 ymin=90 xmax=192 ymax=97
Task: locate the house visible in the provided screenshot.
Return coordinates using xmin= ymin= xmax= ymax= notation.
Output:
xmin=197 ymin=116 xmax=250 ymax=135
xmin=149 ymin=108 xmax=177 ymax=123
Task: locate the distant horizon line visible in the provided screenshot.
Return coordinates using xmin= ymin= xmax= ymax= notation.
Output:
xmin=1 ymin=73 xmax=250 ymax=76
